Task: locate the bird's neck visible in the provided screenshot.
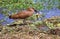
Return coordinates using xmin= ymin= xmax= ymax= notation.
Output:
xmin=27 ymin=9 xmax=34 ymax=12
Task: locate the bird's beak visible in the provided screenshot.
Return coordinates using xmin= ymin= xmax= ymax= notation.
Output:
xmin=9 ymin=16 xmax=11 ymax=19
xmin=34 ymin=9 xmax=38 ymax=13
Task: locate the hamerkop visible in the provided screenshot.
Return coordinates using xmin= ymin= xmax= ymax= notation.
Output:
xmin=9 ymin=7 xmax=37 ymax=24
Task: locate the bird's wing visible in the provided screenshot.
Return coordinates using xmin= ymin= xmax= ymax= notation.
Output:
xmin=17 ymin=10 xmax=31 ymax=15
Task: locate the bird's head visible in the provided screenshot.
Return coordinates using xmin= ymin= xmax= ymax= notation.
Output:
xmin=27 ymin=7 xmax=38 ymax=13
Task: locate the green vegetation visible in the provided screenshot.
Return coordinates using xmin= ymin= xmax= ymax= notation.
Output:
xmin=0 ymin=0 xmax=60 ymax=15
xmin=0 ymin=0 xmax=44 ymax=17
xmin=0 ymin=0 xmax=44 ymax=10
xmin=0 ymin=0 xmax=60 ymax=29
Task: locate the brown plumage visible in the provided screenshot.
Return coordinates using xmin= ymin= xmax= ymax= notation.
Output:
xmin=9 ymin=7 xmax=37 ymax=24
xmin=9 ymin=7 xmax=36 ymax=19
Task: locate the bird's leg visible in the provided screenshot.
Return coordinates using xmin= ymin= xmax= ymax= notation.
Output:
xmin=36 ymin=15 xmax=39 ymax=20
xmin=23 ymin=19 xmax=27 ymax=25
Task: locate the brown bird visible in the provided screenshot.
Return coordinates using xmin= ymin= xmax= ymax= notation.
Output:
xmin=9 ymin=7 xmax=37 ymax=24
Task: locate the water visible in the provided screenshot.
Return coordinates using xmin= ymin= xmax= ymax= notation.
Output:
xmin=42 ymin=8 xmax=60 ymax=18
xmin=0 ymin=13 xmax=14 ymax=25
